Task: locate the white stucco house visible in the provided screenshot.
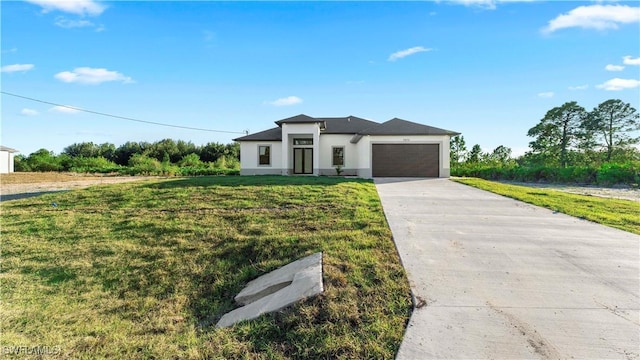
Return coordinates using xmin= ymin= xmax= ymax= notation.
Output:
xmin=234 ymin=114 xmax=459 ymax=178
xmin=0 ymin=146 xmax=18 ymax=174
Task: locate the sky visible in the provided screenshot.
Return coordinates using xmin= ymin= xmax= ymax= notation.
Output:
xmin=1 ymin=0 xmax=639 ymax=157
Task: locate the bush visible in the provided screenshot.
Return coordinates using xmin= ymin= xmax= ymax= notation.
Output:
xmin=597 ymin=162 xmax=640 ymax=186
xmin=453 ymin=162 xmax=637 ymax=186
xmin=127 ymin=154 xmax=164 ymax=175
xmin=178 ymin=153 xmax=202 ymax=167
xmin=24 ymin=149 xmax=64 ymax=172
xmin=69 ymin=156 xmax=123 ymax=174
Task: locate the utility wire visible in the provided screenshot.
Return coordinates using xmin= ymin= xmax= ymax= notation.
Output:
xmin=1 ymin=91 xmax=247 ymax=135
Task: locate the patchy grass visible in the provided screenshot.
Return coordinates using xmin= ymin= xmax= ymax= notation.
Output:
xmin=453 ymin=177 xmax=640 ymax=235
xmin=0 ymin=172 xmax=111 ymax=185
xmin=0 ymin=176 xmax=411 ymax=359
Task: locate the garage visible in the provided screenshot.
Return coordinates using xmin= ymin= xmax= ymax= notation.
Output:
xmin=372 ymin=143 xmax=439 ymax=177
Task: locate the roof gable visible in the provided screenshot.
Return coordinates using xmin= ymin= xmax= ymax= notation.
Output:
xmin=359 ymin=118 xmax=459 ymax=136
xmin=274 ymin=114 xmax=323 ymax=126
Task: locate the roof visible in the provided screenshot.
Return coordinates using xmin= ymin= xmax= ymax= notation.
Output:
xmin=0 ymin=146 xmax=18 ymax=152
xmin=233 ymin=127 xmax=282 ymax=141
xmin=318 ymin=116 xmax=380 ymax=134
xmin=274 ymin=114 xmax=324 ymax=126
xmin=359 ymin=118 xmax=460 ymax=136
xmin=235 ymin=115 xmax=459 ymax=142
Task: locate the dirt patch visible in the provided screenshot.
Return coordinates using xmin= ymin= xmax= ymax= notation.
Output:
xmin=0 ymin=172 xmax=110 ymax=185
xmin=0 ymin=174 xmax=155 ymax=201
xmin=487 ymin=301 xmax=561 ymax=359
xmin=500 ymin=181 xmax=640 ymax=202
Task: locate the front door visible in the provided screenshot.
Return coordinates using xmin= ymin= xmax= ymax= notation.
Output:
xmin=293 ymin=148 xmax=313 ymax=174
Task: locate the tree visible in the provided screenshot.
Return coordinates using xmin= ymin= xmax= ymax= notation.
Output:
xmin=199 ymin=142 xmax=226 ymax=162
xmin=488 ymin=145 xmax=512 ymax=164
xmin=63 ymin=142 xmax=100 ymax=158
xmin=467 ymin=144 xmax=482 ymax=163
xmin=584 ymin=99 xmax=640 ymax=162
xmin=25 ymin=149 xmax=63 ymax=171
xmin=114 ymin=141 xmax=145 ymax=165
xmin=97 ymin=143 xmax=116 ymax=161
xmin=450 ymin=135 xmax=467 ymax=164
xmin=145 ymin=139 xmax=180 ymax=162
xmin=527 ymin=101 xmax=587 ymax=167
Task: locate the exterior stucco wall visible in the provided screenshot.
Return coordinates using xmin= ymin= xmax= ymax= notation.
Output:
xmin=239 ymin=141 xmax=282 ymax=175
xmin=238 ymin=132 xmax=453 ymax=178
xmin=0 ymin=150 xmax=15 ymax=174
xmin=318 ymin=134 xmax=359 ymax=176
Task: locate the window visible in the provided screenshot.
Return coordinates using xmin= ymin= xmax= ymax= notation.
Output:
xmin=293 ymin=138 xmax=313 ymax=145
xmin=332 ymin=146 xmax=344 ymax=166
xmin=258 ymin=145 xmax=270 ymax=165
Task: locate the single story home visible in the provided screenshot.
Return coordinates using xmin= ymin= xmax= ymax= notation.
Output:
xmin=234 ymin=114 xmax=459 ymax=178
xmin=0 ymin=146 xmax=18 ymax=174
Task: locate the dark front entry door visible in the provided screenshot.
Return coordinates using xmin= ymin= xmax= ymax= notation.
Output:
xmin=293 ymin=148 xmax=313 ymax=174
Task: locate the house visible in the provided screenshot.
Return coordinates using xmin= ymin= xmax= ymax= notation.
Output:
xmin=234 ymin=114 xmax=459 ymax=178
xmin=0 ymin=146 xmax=18 ymax=174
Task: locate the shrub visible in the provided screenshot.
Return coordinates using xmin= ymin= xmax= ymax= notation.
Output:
xmin=178 ymin=153 xmax=202 ymax=167
xmin=127 ymin=154 xmax=163 ymax=175
xmin=597 ymin=162 xmax=640 ymax=186
xmin=454 ymin=162 xmax=637 ymax=186
xmin=69 ymin=156 xmax=123 ymax=174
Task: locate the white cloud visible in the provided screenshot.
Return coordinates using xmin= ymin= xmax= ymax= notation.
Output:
xmin=54 ymin=67 xmax=134 ymax=85
xmin=2 ymin=48 xmax=17 ymax=54
xmin=605 ymin=64 xmax=625 ymax=71
xmin=537 ymin=92 xmax=555 ymax=98
xmin=623 ymin=55 xmax=640 ymax=65
xmin=596 ymin=78 xmax=640 ymax=91
xmin=388 ymin=46 xmax=432 ymax=62
xmin=55 ymin=17 xmax=94 ymax=28
xmin=568 ymin=84 xmax=589 ymax=90
xmin=25 ymin=0 xmax=106 ymax=16
xmin=21 ymin=108 xmax=39 ymax=116
xmin=49 ymin=105 xmax=81 ymax=114
xmin=266 ymin=96 xmax=303 ymax=106
xmin=1 ymin=64 xmax=34 ymax=73
xmin=542 ymin=4 xmax=640 ymax=34
xmin=439 ymin=0 xmax=535 ymax=10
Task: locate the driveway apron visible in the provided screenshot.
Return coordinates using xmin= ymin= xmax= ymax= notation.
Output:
xmin=375 ymin=178 xmax=639 ymax=359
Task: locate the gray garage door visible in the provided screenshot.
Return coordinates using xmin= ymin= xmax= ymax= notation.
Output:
xmin=372 ymin=144 xmax=439 ymax=177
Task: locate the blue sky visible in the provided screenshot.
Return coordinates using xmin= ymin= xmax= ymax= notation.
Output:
xmin=2 ymin=0 xmax=639 ymax=157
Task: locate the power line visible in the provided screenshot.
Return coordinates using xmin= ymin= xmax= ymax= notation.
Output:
xmin=1 ymin=91 xmax=247 ymax=135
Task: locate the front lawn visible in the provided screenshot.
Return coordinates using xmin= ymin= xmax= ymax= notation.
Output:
xmin=1 ymin=176 xmax=412 ymax=359
xmin=453 ymin=177 xmax=640 ymax=235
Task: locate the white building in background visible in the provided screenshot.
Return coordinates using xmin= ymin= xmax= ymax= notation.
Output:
xmin=0 ymin=146 xmax=19 ymax=174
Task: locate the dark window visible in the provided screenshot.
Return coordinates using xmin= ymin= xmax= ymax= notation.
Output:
xmin=293 ymin=138 xmax=313 ymax=145
xmin=258 ymin=145 xmax=270 ymax=165
xmin=332 ymin=147 xmax=344 ymax=166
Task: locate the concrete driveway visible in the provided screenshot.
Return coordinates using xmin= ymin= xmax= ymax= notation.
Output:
xmin=375 ymin=178 xmax=639 ymax=359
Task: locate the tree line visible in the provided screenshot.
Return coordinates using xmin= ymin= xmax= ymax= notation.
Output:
xmin=451 ymin=99 xmax=640 ymax=185
xmin=15 ymin=139 xmax=240 ymax=176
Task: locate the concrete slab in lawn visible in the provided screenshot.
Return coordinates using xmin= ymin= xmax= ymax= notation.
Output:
xmin=216 ymin=252 xmax=323 ymax=328
xmin=374 ymin=178 xmax=640 ymax=359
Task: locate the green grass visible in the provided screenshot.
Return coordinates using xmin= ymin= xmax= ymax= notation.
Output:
xmin=453 ymin=177 xmax=640 ymax=235
xmin=1 ymin=176 xmax=412 ymax=359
